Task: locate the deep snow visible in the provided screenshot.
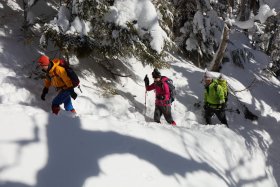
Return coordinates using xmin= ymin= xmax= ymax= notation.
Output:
xmin=0 ymin=1 xmax=280 ymax=187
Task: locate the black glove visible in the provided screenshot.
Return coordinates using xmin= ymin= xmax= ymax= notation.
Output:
xmin=221 ymin=103 xmax=226 ymax=110
xmin=225 ymin=97 xmax=228 ymax=103
xmin=68 ymin=88 xmax=77 ymax=100
xmin=41 ymin=87 xmax=48 ymax=101
xmin=70 ymin=91 xmax=77 ymax=100
xmin=144 ymin=75 xmax=149 ymax=87
xmin=203 ymin=104 xmax=207 ymax=110
xmin=156 ymin=95 xmax=165 ymax=100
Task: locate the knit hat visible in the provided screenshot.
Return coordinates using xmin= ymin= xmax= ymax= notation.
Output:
xmin=218 ymin=73 xmax=224 ymax=80
xmin=204 ymin=71 xmax=213 ymax=81
xmin=152 ymin=68 xmax=161 ymax=78
xmin=38 ymin=55 xmax=50 ymax=66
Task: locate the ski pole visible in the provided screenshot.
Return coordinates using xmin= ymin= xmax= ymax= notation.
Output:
xmin=77 ymin=85 xmax=83 ymax=93
xmin=144 ymin=90 xmax=147 ymax=114
xmin=225 ymin=108 xmax=240 ymax=114
xmin=228 ymin=85 xmax=258 ymax=120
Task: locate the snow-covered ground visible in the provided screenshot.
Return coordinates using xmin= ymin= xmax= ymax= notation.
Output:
xmin=0 ymin=1 xmax=280 ymax=187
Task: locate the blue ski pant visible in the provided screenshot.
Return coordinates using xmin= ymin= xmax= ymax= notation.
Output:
xmin=52 ymin=89 xmax=74 ymax=111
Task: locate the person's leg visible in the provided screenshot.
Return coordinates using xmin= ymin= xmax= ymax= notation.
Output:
xmin=204 ymin=107 xmax=214 ymax=124
xmin=215 ymin=110 xmax=228 ymax=127
xmin=52 ymin=90 xmax=73 ymax=114
xmin=154 ymin=105 xmax=162 ymax=123
xmin=63 ymin=95 xmax=74 ymax=111
xmin=161 ymin=105 xmax=175 ymax=125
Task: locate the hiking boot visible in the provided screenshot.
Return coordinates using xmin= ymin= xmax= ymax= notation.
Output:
xmin=52 ymin=106 xmax=60 ymax=115
xmin=171 ymin=121 xmax=176 ymax=126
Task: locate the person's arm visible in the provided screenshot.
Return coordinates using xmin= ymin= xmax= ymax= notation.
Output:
xmin=40 ymin=87 xmax=48 ymax=100
xmin=204 ymin=89 xmax=207 ymax=103
xmin=44 ymin=78 xmax=51 ymax=88
xmin=146 ymin=83 xmax=155 ymax=91
xmin=144 ymin=75 xmax=155 ymax=91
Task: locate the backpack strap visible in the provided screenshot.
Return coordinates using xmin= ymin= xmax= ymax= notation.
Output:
xmin=213 ymin=81 xmax=223 ymax=98
xmin=213 ymin=81 xmax=218 ymax=92
xmin=216 ymin=79 xmax=229 ymax=100
xmin=162 ymin=77 xmax=170 ymax=92
xmin=52 ymin=67 xmax=60 ymax=78
xmin=51 ymin=66 xmax=67 ymax=85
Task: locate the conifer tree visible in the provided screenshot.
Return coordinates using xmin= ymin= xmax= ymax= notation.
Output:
xmin=41 ymin=0 xmax=172 ymax=67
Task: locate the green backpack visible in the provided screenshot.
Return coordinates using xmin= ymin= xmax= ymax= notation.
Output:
xmin=214 ymin=78 xmax=228 ymax=102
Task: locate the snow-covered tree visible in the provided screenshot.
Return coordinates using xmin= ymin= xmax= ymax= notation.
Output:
xmin=259 ymin=13 xmax=280 ymax=62
xmin=23 ymin=0 xmax=40 ymax=29
xmin=38 ymin=0 xmax=277 ymax=71
xmin=177 ymin=0 xmax=225 ymax=67
xmin=176 ymin=0 xmax=276 ymax=69
xmin=41 ymin=0 xmax=173 ymax=68
xmin=22 ymin=0 xmax=59 ymax=31
xmin=256 ymin=12 xmax=280 ymax=76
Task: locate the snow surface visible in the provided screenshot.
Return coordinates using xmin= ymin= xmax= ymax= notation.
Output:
xmin=227 ymin=4 xmax=277 ymax=29
xmin=0 ymin=1 xmax=280 ymax=187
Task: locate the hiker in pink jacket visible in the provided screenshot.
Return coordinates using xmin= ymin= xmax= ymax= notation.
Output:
xmin=144 ymin=69 xmax=176 ymax=126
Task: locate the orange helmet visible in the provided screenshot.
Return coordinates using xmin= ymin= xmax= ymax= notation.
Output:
xmin=38 ymin=55 xmax=50 ymax=66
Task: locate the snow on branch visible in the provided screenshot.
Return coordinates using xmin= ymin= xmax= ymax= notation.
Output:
xmin=105 ymin=0 xmax=167 ymax=54
xmin=226 ymin=4 xmax=277 ymax=29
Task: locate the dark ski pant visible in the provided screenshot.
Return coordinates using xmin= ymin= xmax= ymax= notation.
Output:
xmin=204 ymin=107 xmax=228 ymax=127
xmin=154 ymin=105 xmax=174 ymax=124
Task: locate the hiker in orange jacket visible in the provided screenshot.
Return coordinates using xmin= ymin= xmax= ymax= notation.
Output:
xmin=37 ymin=55 xmax=77 ymax=115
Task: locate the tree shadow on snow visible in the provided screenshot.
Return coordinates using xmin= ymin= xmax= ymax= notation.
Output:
xmin=233 ymin=114 xmax=280 ymax=186
xmin=0 ymin=113 xmax=234 ymax=187
xmin=0 ymin=122 xmax=40 ymax=173
xmin=116 ymin=89 xmax=154 ymax=122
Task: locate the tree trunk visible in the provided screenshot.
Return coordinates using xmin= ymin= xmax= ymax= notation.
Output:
xmin=250 ymin=0 xmax=259 ymax=15
xmin=227 ymin=0 xmax=234 ymax=18
xmin=22 ymin=0 xmax=28 ymax=30
xmin=238 ymin=0 xmax=250 ymax=21
xmin=196 ymin=0 xmax=202 ymax=11
xmin=228 ymin=0 xmax=234 ymax=7
xmin=210 ymin=24 xmax=230 ymax=72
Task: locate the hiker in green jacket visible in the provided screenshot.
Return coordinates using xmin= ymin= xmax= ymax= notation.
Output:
xmin=203 ymin=72 xmax=228 ymax=127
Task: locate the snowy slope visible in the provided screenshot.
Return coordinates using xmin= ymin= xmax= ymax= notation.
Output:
xmin=266 ymin=0 xmax=280 ymax=10
xmin=1 ymin=1 xmax=280 ymax=187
